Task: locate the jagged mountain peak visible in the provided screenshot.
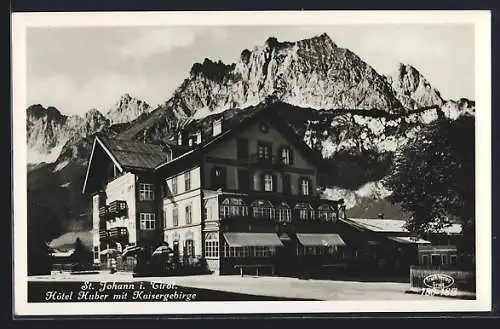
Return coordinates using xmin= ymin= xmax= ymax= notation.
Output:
xmin=27 ymin=104 xmax=65 ymax=121
xmin=156 ymin=32 xmax=403 ymax=123
xmin=106 ymin=94 xmax=152 ymax=125
xmin=387 ymin=63 xmax=444 ymax=110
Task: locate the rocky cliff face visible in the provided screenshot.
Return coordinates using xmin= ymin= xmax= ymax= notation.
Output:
xmin=158 ymin=34 xmax=404 ymax=123
xmin=26 ymin=105 xmax=109 ymax=164
xmin=26 ymin=94 xmax=151 ymax=164
xmin=106 ymin=93 xmax=151 ymax=124
xmin=386 ymin=63 xmax=444 ymax=110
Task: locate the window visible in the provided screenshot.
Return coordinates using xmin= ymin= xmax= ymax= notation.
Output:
xmin=431 ymin=254 xmax=442 ymax=266
xmin=185 ymin=204 xmax=192 ymax=225
xmin=163 ymin=209 xmax=167 ymax=228
xmin=280 ymin=147 xmax=293 ymax=165
xmin=140 ymin=213 xmax=156 ymax=230
xmin=422 ymin=255 xmax=429 ymax=265
xmin=171 ymin=177 xmax=178 ymax=195
xmin=205 ymin=232 xmax=219 ymax=258
xmin=221 ymin=198 xmax=248 ymax=218
xmin=237 ymin=138 xmax=249 ymax=160
xmin=299 ymin=178 xmax=312 ymax=196
xmin=317 ymin=204 xmax=337 ymax=221
xmin=223 ymin=245 xmax=250 ymax=258
xmin=277 ymin=202 xmax=291 ymax=222
xmin=185 ymin=239 xmax=195 ymax=257
xmin=450 ymin=254 xmax=458 ymax=266
xmin=211 ymin=166 xmax=227 ymax=190
xmin=254 ymin=246 xmax=276 ymax=257
xmin=295 ymin=203 xmax=313 ymax=220
xmin=93 ymin=246 xmax=99 ymax=260
xmin=165 ymin=151 xmax=172 ymax=163
xmin=441 ymin=254 xmax=448 ymax=265
xmin=251 ymin=200 xmax=275 ymax=220
xmin=263 ymin=173 xmax=274 ymax=192
xmin=257 ymin=143 xmax=272 ymax=161
xmin=173 ymin=206 xmax=179 ymax=227
xmin=184 ymin=171 xmax=191 ymax=191
xmin=139 ymin=183 xmax=155 ymax=201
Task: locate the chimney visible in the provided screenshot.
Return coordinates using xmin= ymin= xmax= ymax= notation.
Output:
xmin=377 ymin=213 xmax=384 ymax=219
xmin=213 ymin=118 xmax=223 ymax=136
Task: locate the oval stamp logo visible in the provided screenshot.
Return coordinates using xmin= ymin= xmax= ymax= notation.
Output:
xmin=423 ymin=274 xmax=455 ymax=289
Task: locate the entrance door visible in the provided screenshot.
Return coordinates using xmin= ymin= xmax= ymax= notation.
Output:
xmin=276 ymin=235 xmax=297 ymax=276
xmin=172 ymin=240 xmax=180 ymax=267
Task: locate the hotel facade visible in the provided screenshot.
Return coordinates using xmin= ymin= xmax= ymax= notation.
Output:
xmin=82 ymin=102 xmax=348 ymax=275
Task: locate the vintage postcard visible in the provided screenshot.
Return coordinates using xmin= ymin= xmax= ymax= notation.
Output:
xmin=12 ymin=10 xmax=492 ymax=316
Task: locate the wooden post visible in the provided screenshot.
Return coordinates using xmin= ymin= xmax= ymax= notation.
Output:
xmin=256 ymin=267 xmax=259 ymax=277
xmin=240 ymin=267 xmax=243 ymax=277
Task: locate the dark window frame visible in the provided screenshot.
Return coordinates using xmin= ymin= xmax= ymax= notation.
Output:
xmin=211 ymin=166 xmax=227 ymax=190
xmin=299 ymin=177 xmax=313 ymax=196
xmin=279 ymin=145 xmax=293 ymax=165
xmin=256 ymin=141 xmax=273 ymax=161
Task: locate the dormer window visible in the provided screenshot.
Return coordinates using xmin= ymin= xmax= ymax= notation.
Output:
xmin=165 ymin=150 xmax=172 ymax=162
xmin=213 ymin=118 xmax=223 ymax=136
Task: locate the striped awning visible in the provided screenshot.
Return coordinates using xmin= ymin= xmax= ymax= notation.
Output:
xmin=223 ymin=233 xmax=284 ymax=247
xmin=388 ymin=236 xmax=431 ymax=244
xmin=296 ymin=233 xmax=345 ymax=247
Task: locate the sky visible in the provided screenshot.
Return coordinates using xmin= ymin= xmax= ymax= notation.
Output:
xmin=26 ymin=24 xmax=475 ymax=116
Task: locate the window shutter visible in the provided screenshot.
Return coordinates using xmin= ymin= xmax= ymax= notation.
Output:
xmin=261 ymin=173 xmax=266 ymax=191
xmin=272 ymin=174 xmax=278 ymax=192
xmin=289 ymin=149 xmax=294 ymax=165
xmin=308 ymin=179 xmax=313 ymax=196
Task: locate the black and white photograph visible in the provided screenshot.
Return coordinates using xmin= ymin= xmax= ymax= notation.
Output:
xmin=12 ymin=10 xmax=492 ymax=316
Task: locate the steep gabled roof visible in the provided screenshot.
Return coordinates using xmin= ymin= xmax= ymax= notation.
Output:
xmin=98 ymin=137 xmax=170 ymax=170
xmin=82 ymin=135 xmax=176 ymax=194
xmin=155 ymin=101 xmax=326 ymax=173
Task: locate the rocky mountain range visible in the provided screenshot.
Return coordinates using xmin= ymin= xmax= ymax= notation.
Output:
xmin=27 ymin=94 xmax=150 ymax=164
xmin=26 ymin=33 xmax=475 ymax=242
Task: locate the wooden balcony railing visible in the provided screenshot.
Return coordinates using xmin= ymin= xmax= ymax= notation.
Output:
xmin=108 ymin=200 xmax=127 ymax=215
xmin=99 ymin=230 xmax=109 ymax=241
xmin=98 ymin=206 xmax=108 ymax=218
xmin=250 ymin=154 xmax=288 ymax=168
xmin=108 ymin=226 xmax=128 ymax=239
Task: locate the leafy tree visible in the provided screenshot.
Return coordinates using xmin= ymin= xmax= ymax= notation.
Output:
xmin=383 ymin=114 xmax=475 ymax=251
xmin=72 ymin=237 xmax=92 ymax=268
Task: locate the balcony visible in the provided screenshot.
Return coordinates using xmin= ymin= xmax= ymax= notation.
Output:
xmin=99 ymin=229 xmax=109 ymax=241
xmin=109 ymin=226 xmax=129 ymax=239
xmin=250 ymin=154 xmax=288 ymax=169
xmin=108 ymin=200 xmax=127 ymax=216
xmin=218 ymin=206 xmax=338 ymax=224
xmin=98 ymin=206 xmax=108 ymax=218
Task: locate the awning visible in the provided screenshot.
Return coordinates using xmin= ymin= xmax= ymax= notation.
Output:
xmin=223 ymin=233 xmax=284 ymax=247
xmin=296 ymin=233 xmax=346 ymax=247
xmin=388 ymin=236 xmax=431 ymax=244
